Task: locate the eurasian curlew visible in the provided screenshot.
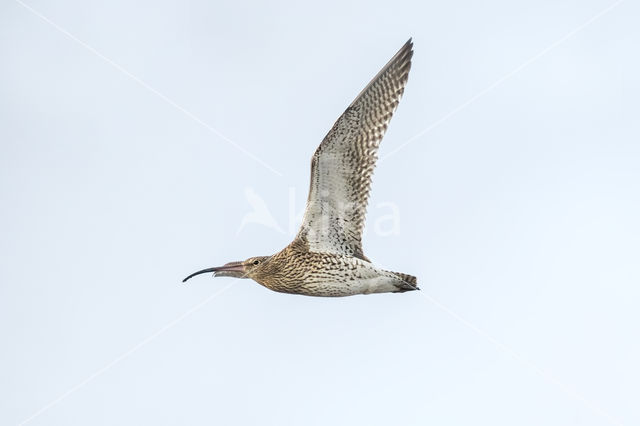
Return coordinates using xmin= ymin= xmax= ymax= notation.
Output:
xmin=184 ymin=39 xmax=417 ymax=297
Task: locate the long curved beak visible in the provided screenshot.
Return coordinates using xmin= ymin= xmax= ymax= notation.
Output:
xmin=182 ymin=261 xmax=246 ymax=283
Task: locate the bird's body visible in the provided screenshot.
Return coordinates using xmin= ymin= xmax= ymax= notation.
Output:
xmin=184 ymin=39 xmax=418 ymax=297
xmin=251 ymin=240 xmax=417 ymax=297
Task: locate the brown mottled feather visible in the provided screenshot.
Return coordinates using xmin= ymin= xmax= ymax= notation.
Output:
xmin=295 ymin=39 xmax=413 ymax=260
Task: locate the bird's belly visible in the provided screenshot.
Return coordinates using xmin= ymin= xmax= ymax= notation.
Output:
xmin=289 ymin=276 xmax=400 ymax=297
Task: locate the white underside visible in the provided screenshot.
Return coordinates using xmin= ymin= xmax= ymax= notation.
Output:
xmin=301 ymin=275 xmax=402 ymax=297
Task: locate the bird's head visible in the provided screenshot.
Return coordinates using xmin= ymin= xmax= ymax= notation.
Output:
xmin=182 ymin=256 xmax=271 ymax=283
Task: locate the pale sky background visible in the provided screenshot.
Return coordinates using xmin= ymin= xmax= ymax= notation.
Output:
xmin=1 ymin=0 xmax=639 ymax=425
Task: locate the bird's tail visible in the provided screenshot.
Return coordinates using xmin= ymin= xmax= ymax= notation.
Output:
xmin=393 ymin=271 xmax=419 ymax=291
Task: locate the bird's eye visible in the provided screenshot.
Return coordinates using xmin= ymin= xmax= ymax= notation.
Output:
xmin=253 ymin=260 xmax=260 ymax=265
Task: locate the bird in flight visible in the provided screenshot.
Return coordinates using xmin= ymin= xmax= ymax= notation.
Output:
xmin=184 ymin=39 xmax=417 ymax=296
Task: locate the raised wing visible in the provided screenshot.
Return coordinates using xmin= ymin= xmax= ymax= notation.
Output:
xmin=294 ymin=39 xmax=413 ymax=259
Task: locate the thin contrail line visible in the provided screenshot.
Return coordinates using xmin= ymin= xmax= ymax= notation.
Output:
xmin=380 ymin=0 xmax=626 ymax=163
xmin=419 ymin=291 xmax=624 ymax=426
xmin=18 ymin=283 xmax=235 ymax=426
xmin=14 ymin=0 xmax=283 ymax=177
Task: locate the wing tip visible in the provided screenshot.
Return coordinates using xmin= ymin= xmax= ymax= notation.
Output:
xmin=405 ymin=37 xmax=413 ymax=49
xmin=396 ymin=37 xmax=414 ymax=58
xmin=347 ymin=38 xmax=414 ymax=108
xmin=393 ymin=38 xmax=414 ymax=71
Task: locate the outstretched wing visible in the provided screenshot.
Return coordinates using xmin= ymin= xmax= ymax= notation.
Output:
xmin=294 ymin=39 xmax=413 ymax=259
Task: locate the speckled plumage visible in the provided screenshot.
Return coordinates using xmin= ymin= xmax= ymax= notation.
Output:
xmin=184 ymin=39 xmax=418 ymax=297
